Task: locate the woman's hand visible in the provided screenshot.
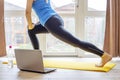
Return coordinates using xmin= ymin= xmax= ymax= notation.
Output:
xmin=28 ymin=23 xmax=35 ymax=30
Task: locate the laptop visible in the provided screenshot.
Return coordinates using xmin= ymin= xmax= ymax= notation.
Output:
xmin=15 ymin=49 xmax=56 ymax=73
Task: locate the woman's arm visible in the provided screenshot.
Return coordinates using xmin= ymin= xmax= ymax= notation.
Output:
xmin=26 ymin=0 xmax=34 ymax=30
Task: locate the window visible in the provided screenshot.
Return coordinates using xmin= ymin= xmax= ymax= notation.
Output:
xmin=4 ymin=0 xmax=107 ymax=57
xmin=76 ymin=0 xmax=106 ymax=57
xmin=4 ymin=0 xmax=32 ymax=50
xmin=88 ymin=0 xmax=106 ymax=11
xmin=85 ymin=0 xmax=106 ymax=49
xmin=4 ymin=0 xmax=76 ymax=56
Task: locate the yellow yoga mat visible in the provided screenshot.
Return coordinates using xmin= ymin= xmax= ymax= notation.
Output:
xmin=3 ymin=59 xmax=115 ymax=72
xmin=43 ymin=59 xmax=115 ymax=72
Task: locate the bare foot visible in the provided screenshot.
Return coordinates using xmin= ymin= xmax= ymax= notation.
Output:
xmin=95 ymin=52 xmax=112 ymax=67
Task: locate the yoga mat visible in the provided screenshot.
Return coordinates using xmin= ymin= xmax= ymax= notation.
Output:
xmin=43 ymin=59 xmax=116 ymax=72
xmin=2 ymin=59 xmax=115 ymax=72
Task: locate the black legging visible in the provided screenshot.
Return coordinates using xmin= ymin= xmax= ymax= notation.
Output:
xmin=28 ymin=14 xmax=104 ymax=57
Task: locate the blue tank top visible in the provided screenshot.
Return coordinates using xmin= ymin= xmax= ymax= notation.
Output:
xmin=32 ymin=0 xmax=57 ymax=26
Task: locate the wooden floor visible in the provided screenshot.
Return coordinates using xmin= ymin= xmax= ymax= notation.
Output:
xmin=0 ymin=57 xmax=120 ymax=80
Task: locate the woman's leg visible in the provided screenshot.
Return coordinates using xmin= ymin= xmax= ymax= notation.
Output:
xmin=45 ymin=15 xmax=103 ymax=56
xmin=28 ymin=22 xmax=49 ymax=49
xmin=45 ymin=15 xmax=112 ymax=67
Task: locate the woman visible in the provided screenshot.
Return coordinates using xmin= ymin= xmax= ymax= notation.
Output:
xmin=26 ymin=0 xmax=112 ymax=67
